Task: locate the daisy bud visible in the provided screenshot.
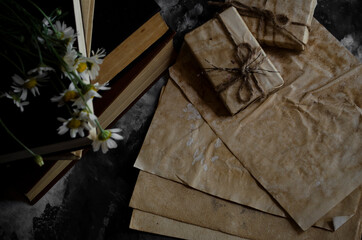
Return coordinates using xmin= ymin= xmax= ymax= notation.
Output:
xmin=34 ymin=155 xmax=44 ymax=167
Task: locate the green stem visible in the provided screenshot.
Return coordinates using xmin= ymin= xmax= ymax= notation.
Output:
xmin=68 ymin=72 xmax=93 ymax=115
xmin=94 ymin=119 xmax=105 ymax=134
xmin=15 ymin=52 xmax=26 ymax=74
xmin=0 ymin=117 xmax=38 ymax=160
xmin=0 ymin=53 xmax=25 ymax=75
xmin=1 ymin=38 xmax=57 ymax=65
xmin=0 ymin=1 xmax=32 ymax=32
xmin=27 ymin=0 xmax=59 ymax=36
xmin=33 ymin=36 xmax=43 ymax=64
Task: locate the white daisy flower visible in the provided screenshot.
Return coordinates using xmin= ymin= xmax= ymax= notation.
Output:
xmin=28 ymin=64 xmax=54 ymax=75
xmin=51 ymin=82 xmax=79 ymax=107
xmin=5 ymin=93 xmax=29 ymax=112
xmin=42 ymin=17 xmax=55 ymax=29
xmin=62 ymin=44 xmax=78 ymax=73
xmin=90 ymin=128 xmax=123 ymax=153
xmin=57 ymin=116 xmax=91 ymax=138
xmin=73 ymin=83 xmax=110 ymax=108
xmin=91 ymin=48 xmax=106 ymax=65
xmin=76 ymin=49 xmax=106 ymax=82
xmin=79 ymin=109 xmax=98 ymax=127
xmin=38 ymin=17 xmax=56 ymax=43
xmin=54 ymin=21 xmax=76 ymax=45
xmin=11 ymin=74 xmax=46 ymax=100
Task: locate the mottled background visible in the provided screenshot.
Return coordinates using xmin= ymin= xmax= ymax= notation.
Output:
xmin=0 ymin=0 xmax=361 ymax=239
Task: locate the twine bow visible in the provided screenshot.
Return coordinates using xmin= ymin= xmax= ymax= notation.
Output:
xmin=205 ymin=43 xmax=276 ymax=104
xmin=204 ymin=12 xmax=279 ymax=105
xmin=208 ymin=0 xmax=309 ymax=48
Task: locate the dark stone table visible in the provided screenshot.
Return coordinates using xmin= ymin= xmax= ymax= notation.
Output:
xmin=0 ymin=0 xmax=361 ymax=239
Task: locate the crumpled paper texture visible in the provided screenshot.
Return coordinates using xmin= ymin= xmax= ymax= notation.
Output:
xmin=130 ymin=210 xmax=248 ymax=240
xmin=130 ymin=172 xmax=362 ymax=240
xmin=135 ymin=80 xmax=285 ymax=217
xmin=185 ymin=7 xmax=283 ymax=115
xmin=170 ymin=17 xmax=362 ymax=230
xmin=314 ymin=186 xmax=361 ymax=230
xmin=226 ymin=0 xmax=317 ymax=50
xmin=134 ymin=77 xmax=361 ymax=231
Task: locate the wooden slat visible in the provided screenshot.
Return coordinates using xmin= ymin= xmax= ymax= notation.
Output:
xmin=72 ymin=0 xmax=87 ymax=56
xmin=98 ymin=39 xmax=174 ymax=128
xmin=80 ymin=0 xmax=95 ymax=57
xmin=95 ymin=13 xmax=169 ymax=85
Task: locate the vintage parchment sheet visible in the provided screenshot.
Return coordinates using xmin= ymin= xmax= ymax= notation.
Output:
xmin=134 ymin=79 xmax=361 ymax=231
xmin=130 ymin=210 xmax=248 ymax=240
xmin=169 ymin=17 xmax=362 ymax=230
xmin=130 ymin=172 xmax=362 ymax=240
xmin=135 ymin=80 xmax=285 ymax=217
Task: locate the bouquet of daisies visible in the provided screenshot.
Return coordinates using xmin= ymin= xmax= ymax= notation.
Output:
xmin=0 ymin=0 xmax=122 ymax=165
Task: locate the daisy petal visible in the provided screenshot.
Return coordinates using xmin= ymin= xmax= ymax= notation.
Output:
xmin=78 ymin=128 xmax=84 ymax=137
xmin=106 ymin=138 xmax=117 ymax=149
xmin=35 ymin=87 xmax=40 ymax=96
xmin=58 ymin=126 xmax=68 ymax=135
xmin=101 ymin=142 xmax=108 ymax=154
xmin=12 ymin=75 xmax=24 ymax=84
xmin=111 ymin=133 xmax=123 ymax=140
xmin=20 ymin=90 xmax=27 ymax=101
xmin=110 ymin=128 xmax=121 ymax=133
xmin=70 ymin=129 xmax=77 ymax=138
xmin=92 ymin=141 xmax=101 ymax=152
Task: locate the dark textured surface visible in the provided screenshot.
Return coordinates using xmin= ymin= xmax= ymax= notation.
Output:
xmin=0 ymin=1 xmax=361 ymax=239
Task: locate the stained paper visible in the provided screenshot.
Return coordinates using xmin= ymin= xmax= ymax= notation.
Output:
xmin=170 ymin=17 xmax=362 ymax=230
xmin=130 ymin=172 xmax=362 ymax=240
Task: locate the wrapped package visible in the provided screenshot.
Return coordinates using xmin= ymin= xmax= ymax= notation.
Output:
xmin=209 ymin=0 xmax=317 ymax=51
xmin=185 ymin=7 xmax=284 ymax=115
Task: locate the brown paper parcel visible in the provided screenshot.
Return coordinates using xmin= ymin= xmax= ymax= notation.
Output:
xmin=134 ymin=78 xmax=361 ymax=231
xmin=210 ymin=0 xmax=317 ymax=51
xmin=130 ymin=171 xmax=362 ymax=240
xmin=170 ymin=16 xmax=362 ymax=230
xmin=185 ymin=7 xmax=284 ymax=115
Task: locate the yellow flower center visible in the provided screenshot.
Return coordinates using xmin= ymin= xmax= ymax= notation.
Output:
xmin=77 ymin=62 xmax=87 ymax=73
xmin=82 ymin=84 xmax=98 ymax=95
xmin=67 ymin=118 xmax=82 ymax=129
xmin=63 ymin=90 xmax=78 ymax=102
xmin=98 ymin=130 xmax=111 ymax=141
xmin=91 ymin=85 xmax=97 ymax=91
xmin=23 ymin=78 xmax=37 ymax=89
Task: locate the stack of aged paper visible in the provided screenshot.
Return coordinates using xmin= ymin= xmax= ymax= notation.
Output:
xmin=128 ymin=7 xmax=362 ymax=240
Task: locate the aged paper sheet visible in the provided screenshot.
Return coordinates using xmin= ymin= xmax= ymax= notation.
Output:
xmin=130 ymin=172 xmax=362 ymax=240
xmin=130 ymin=210 xmax=248 ymax=240
xmin=170 ymin=18 xmax=362 ymax=230
xmin=135 ymin=79 xmax=361 ymax=230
